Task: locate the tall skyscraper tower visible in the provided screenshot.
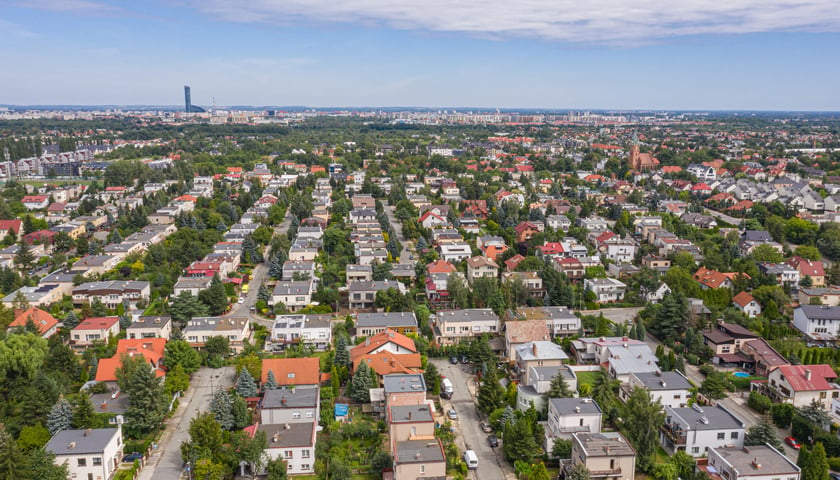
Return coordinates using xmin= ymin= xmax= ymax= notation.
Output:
xmin=184 ymin=85 xmax=191 ymax=113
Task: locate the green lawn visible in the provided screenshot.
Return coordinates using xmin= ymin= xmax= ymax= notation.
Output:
xmin=575 ymin=371 xmax=598 ymax=387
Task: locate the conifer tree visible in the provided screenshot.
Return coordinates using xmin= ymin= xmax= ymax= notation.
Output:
xmin=236 ymin=369 xmax=258 ymax=398
xmin=264 ymin=370 xmax=279 ymax=390
xmin=209 ymin=390 xmax=235 ymax=430
xmin=47 ymin=398 xmax=73 ymax=436
xmin=547 ymin=369 xmax=573 ymax=398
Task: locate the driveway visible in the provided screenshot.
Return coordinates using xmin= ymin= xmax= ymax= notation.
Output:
xmin=432 ymin=359 xmax=510 ymax=480
xmin=137 ymin=366 xmax=236 ymax=480
xmin=385 ymin=205 xmax=414 ymax=264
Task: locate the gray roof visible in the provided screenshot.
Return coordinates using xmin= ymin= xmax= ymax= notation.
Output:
xmin=574 ymin=432 xmax=635 ymax=457
xmin=390 ymin=404 xmax=434 ymax=423
xmin=516 ymin=341 xmax=569 ymax=361
xmin=529 ymin=365 xmax=570 ymax=383
xmin=394 ymin=439 xmax=445 ymax=464
xmin=549 ymin=397 xmax=602 ymax=415
xmin=356 ymin=312 xmax=418 ymax=328
xmin=40 ymin=270 xmax=77 ymax=284
xmin=742 ymin=230 xmax=773 ymax=242
xmin=435 ymin=308 xmax=500 ymax=323
xmin=712 ymin=445 xmax=799 ymax=476
xmin=632 ymin=371 xmax=692 ymax=391
xmin=383 ymin=374 xmax=426 ymax=394
xmin=272 ymin=281 xmax=313 ymax=296
xmin=258 ymin=422 xmax=315 ymax=447
xmin=88 ymin=393 xmax=130 ymax=415
xmin=666 ymin=405 xmax=745 ymax=431
xmin=273 ymin=314 xmax=332 ymax=331
xmin=128 ymin=316 xmax=171 ymax=330
xmin=46 ymin=428 xmax=120 ymax=455
xmin=798 ymin=305 xmax=840 ymax=320
xmin=348 ymin=280 xmax=404 ymax=292
xmin=262 ymin=386 xmax=319 ymax=408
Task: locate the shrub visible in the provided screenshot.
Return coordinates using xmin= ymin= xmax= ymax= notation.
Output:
xmin=747 ymin=391 xmax=772 ymax=414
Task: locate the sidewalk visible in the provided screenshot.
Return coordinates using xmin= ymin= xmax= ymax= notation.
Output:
xmin=136 ymin=382 xmax=197 ymax=480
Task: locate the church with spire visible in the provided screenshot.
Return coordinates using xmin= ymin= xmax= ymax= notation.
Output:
xmin=628 ymin=132 xmax=660 ymax=171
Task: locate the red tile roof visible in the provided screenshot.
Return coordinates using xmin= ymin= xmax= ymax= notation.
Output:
xmin=8 ymin=307 xmax=58 ymax=336
xmin=261 ymin=357 xmax=321 ymax=385
xmin=73 ymin=316 xmax=120 ymax=331
xmin=350 ymin=329 xmax=417 ymax=360
xmin=353 ymin=353 xmax=422 ymax=376
xmin=21 ymin=195 xmax=48 ymax=203
xmin=732 ymin=291 xmax=757 ymax=308
xmin=776 ymin=364 xmax=837 ymax=392
xmin=0 ymin=220 xmax=22 ymax=235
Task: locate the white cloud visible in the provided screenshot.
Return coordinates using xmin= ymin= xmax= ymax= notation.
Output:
xmin=13 ymin=0 xmax=122 ymax=14
xmin=188 ymin=0 xmax=840 ymax=44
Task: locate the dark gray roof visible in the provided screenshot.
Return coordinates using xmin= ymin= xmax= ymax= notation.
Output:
xmin=383 ymin=374 xmax=426 ymax=394
xmin=434 ymin=309 xmax=500 ymax=323
xmin=549 ymin=397 xmax=602 ymax=415
xmin=742 ymin=230 xmax=773 ymax=242
xmin=128 ymin=316 xmax=171 ymax=330
xmin=529 ymin=365 xmax=570 ymax=383
xmin=798 ymin=305 xmax=840 ymax=320
xmin=259 ymin=422 xmax=315 ymax=447
xmin=88 ymin=393 xmax=130 ymax=414
xmin=390 ymin=404 xmax=434 ymax=423
xmin=712 ymin=445 xmax=799 ymax=476
xmin=46 ymin=428 xmax=120 ymax=455
xmin=394 ymin=439 xmax=445 ymax=464
xmin=356 ymin=312 xmax=418 ymax=328
xmin=632 ymin=371 xmax=692 ymax=391
xmin=263 ymin=386 xmax=319 ymax=408
xmin=667 ymin=405 xmax=745 ymax=431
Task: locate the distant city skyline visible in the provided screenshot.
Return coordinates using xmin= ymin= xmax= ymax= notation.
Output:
xmin=1 ymin=1 xmax=839 ymax=110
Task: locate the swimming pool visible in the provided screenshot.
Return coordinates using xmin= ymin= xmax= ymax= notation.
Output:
xmin=732 ymin=372 xmax=750 ymax=378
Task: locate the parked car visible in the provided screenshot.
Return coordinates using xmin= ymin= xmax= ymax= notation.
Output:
xmin=487 ymin=435 xmax=499 ymax=448
xmin=829 ymin=473 xmax=840 ymax=480
xmin=447 ymin=409 xmax=458 ymax=420
xmin=122 ymin=452 xmax=143 ymax=463
xmin=479 ymin=421 xmax=493 ymax=433
xmin=785 ymin=436 xmax=801 ymax=449
xmin=449 ymin=356 xmax=459 ymax=364
xmin=238 ymin=297 xmax=245 ymax=304
xmin=460 ymin=354 xmax=470 ymax=364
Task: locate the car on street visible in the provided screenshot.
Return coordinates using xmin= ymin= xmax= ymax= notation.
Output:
xmin=460 ymin=354 xmax=470 ymax=364
xmin=487 ymin=435 xmax=499 ymax=448
xmin=479 ymin=421 xmax=493 ymax=433
xmin=449 ymin=356 xmax=459 ymax=364
xmin=122 ymin=452 xmax=143 ymax=463
xmin=785 ymin=436 xmax=801 ymax=449
xmin=829 ymin=473 xmax=840 ymax=480
xmin=447 ymin=409 xmax=458 ymax=420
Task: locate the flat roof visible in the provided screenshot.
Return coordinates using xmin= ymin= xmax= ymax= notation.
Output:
xmin=383 ymin=374 xmax=426 ymax=394
xmin=390 ymin=404 xmax=434 ymax=423
xmin=262 ymin=386 xmax=319 ymax=409
xmin=712 ymin=444 xmax=799 ymax=476
xmin=574 ymin=432 xmax=635 ymax=457
xmin=394 ymin=439 xmax=445 ymax=464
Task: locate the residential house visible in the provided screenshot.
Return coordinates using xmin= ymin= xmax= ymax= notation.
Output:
xmin=356 ymin=312 xmax=418 ymax=336
xmin=438 ymin=242 xmax=472 ymax=262
xmin=270 ymin=281 xmax=314 ymax=312
xmin=704 ymin=445 xmax=799 ymax=480
xmin=393 ymin=439 xmax=447 ymax=480
xmin=94 ymin=338 xmax=167 ymax=385
xmin=260 ymin=386 xmax=320 ymax=424
xmin=514 ymin=221 xmax=542 ymax=243
xmin=173 ymin=277 xmax=213 ymax=296
xmin=21 ymin=195 xmax=49 ymax=210
xmin=432 ymin=309 xmax=500 ymax=345
xmin=641 ymin=255 xmax=671 ymax=272
xmin=694 ymin=267 xmax=744 ymax=290
xmin=515 ymin=341 xmax=569 ymax=384
xmin=564 ymin=432 xmax=636 ymax=480
xmin=250 ymin=422 xmax=316 ymax=475
xmin=388 ymin=404 xmax=435 ymax=443
xmin=546 ymin=215 xmax=572 ymax=232
xmin=739 ymin=231 xmax=783 ymax=257
xmin=1 ymin=284 xmax=62 ymax=307
xmin=509 ymin=306 xmax=582 ymax=337
xmin=517 ymin=365 xmax=578 ymax=414
xmin=346 ymin=264 xmax=373 ymax=284
xmin=792 ymin=305 xmax=840 ymax=342
xmin=72 ymin=280 xmax=151 ymax=309
xmin=46 ymin=428 xmax=123 ymax=480
xmin=504 ymin=320 xmax=550 ymax=360
xmin=786 ymin=256 xmax=826 ymax=286
xmin=765 ymin=364 xmax=840 ymax=409
xmin=739 ymin=338 xmax=789 ymax=377
xmin=183 ymin=316 xmax=250 ymax=353
xmin=758 ymin=263 xmax=800 ymax=288
xmin=7 ymin=307 xmax=59 ymax=338
xmin=556 ymin=257 xmax=585 ymax=280
xmin=383 ymin=373 xmax=427 ymax=408
xmin=503 ymin=271 xmax=546 ymax=299
xmin=545 ymin=398 xmax=603 ymax=453
xmin=126 ymin=315 xmax=172 ymax=340
xmin=660 ymin=405 xmax=745 ymax=456
xmin=576 ymin=217 xmax=609 ymax=232
xmin=799 ymin=287 xmax=840 ymax=307
xmin=71 ymin=316 xmax=120 ymax=347
xmin=732 ymin=291 xmax=761 ymax=318
xmin=680 ymin=212 xmax=718 ymax=229
xmin=348 ymin=281 xmax=406 ymax=310
xmin=703 ymin=321 xmax=760 ymax=363
xmin=584 ymin=278 xmax=627 ymax=303
xmin=270 ymin=314 xmax=332 ymax=351
xmin=71 ymin=255 xmax=120 ymax=276
xmin=619 ymin=371 xmax=692 ymax=409
xmin=466 ymin=256 xmax=499 ymax=284
xmin=644 ymin=283 xmax=672 ymax=303
xmin=261 ymin=357 xmax=322 ymax=386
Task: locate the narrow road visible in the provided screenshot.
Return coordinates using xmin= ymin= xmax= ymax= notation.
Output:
xmin=703 ymin=207 xmax=743 ymax=227
xmin=137 ymin=366 xmax=236 ymax=480
xmin=385 ymin=204 xmax=414 ymax=264
xmin=432 ymin=358 xmax=510 ymax=480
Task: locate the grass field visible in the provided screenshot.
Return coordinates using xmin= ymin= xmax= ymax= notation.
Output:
xmin=575 ymin=371 xmax=599 ymax=387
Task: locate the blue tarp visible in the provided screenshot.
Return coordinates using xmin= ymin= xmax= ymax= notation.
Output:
xmin=334 ymin=403 xmax=349 ymax=417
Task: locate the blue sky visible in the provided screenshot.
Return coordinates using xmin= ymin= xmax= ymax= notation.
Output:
xmin=1 ymin=0 xmax=839 ymax=110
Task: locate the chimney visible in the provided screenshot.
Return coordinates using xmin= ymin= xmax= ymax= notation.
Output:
xmin=68 ymin=442 xmax=76 ymax=449
xmin=805 ymin=369 xmax=812 ymax=381
xmin=408 ymin=411 xmax=412 ymax=420
xmin=532 ymin=343 xmax=538 ymax=356
xmin=752 ymin=459 xmax=762 ymax=469
xmin=84 ymin=429 xmax=91 ymax=437
xmin=281 ymin=396 xmax=287 ymax=405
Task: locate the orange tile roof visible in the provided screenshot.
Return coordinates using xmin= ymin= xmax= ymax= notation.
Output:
xmin=73 ymin=316 xmax=120 ymax=330
xmin=261 ymin=357 xmax=321 ymax=385
xmin=116 ymin=338 xmax=167 ymax=366
xmin=350 ymin=329 xmax=417 ymax=361
xmin=732 ymin=291 xmax=756 ymax=308
xmin=353 ymin=352 xmax=422 ymax=376
xmin=8 ymin=307 xmax=58 ymax=336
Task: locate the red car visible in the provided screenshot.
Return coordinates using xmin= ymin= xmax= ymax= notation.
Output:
xmin=785 ymin=437 xmax=801 ymax=449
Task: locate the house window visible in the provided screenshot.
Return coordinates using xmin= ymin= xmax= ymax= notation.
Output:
xmin=717 ymin=433 xmax=725 ymax=440
xmin=692 ymin=447 xmax=699 ymax=454
xmin=284 ymin=451 xmax=293 ymax=459
xmin=302 ymin=450 xmax=310 ymax=458
xmin=78 ymin=458 xmax=86 ymax=467
xmin=731 ymin=432 xmax=738 ymax=439
xmin=301 ymin=464 xmax=310 ymax=471
xmin=92 ymin=457 xmax=102 ymax=466
xmin=293 ymin=412 xmax=301 ymax=419
xmin=306 ymin=412 xmax=314 ymax=418
xmin=420 ymin=465 xmax=426 ymax=474
xmin=288 ymin=373 xmax=295 ymax=379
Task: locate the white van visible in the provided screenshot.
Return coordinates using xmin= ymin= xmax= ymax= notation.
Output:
xmin=441 ymin=378 xmax=454 ymax=397
xmin=463 ymin=450 xmax=478 ymax=469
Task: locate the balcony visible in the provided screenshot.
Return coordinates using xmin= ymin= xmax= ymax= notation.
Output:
xmin=659 ymin=425 xmax=687 ymax=446
xmin=589 ymin=468 xmax=622 ymax=477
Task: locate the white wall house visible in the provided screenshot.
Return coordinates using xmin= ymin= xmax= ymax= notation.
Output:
xmin=584 ymin=278 xmax=626 ymax=303
xmin=545 ymin=398 xmax=603 ymax=453
xmin=792 ymin=305 xmax=840 ymax=341
xmin=620 ymin=371 xmax=692 ymax=409
xmin=46 ymin=428 xmax=123 ymax=480
xmin=660 ymin=405 xmax=745 ymax=457
xmin=706 ymin=445 xmax=799 ymax=480
xmin=432 ymin=309 xmax=500 ymax=345
xmin=260 ymin=386 xmax=320 ymax=424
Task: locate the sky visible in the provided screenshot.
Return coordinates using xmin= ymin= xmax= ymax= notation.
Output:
xmin=1 ymin=0 xmax=840 ymax=110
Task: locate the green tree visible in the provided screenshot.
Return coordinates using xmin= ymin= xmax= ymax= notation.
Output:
xmin=164 ymin=339 xmax=202 ymax=374
xmin=13 ymin=242 xmax=35 ymax=270
xmin=28 ymin=447 xmax=68 ymax=480
xmin=802 ymin=443 xmax=829 ymax=480
xmin=334 ymin=335 xmax=350 ymax=368
xmin=71 ymin=392 xmax=96 ymax=429
xmin=503 ymin=416 xmax=537 ymax=463
xmin=0 ymin=425 xmax=29 ymax=480
xmin=349 ymin=361 xmax=375 ymax=403
xmin=0 ymin=332 xmax=49 ymax=381
xmin=551 ymin=438 xmax=572 ymax=459
xmin=204 ymin=336 xmax=230 ymax=366
xmin=264 ymin=458 xmax=288 ymax=480
xmin=193 ymin=458 xmax=226 ymax=480
xmin=620 ymin=386 xmax=666 ymax=473
xmin=567 ymin=463 xmax=591 ymax=480
xmin=264 ymin=370 xmax=279 ymax=390
xmin=16 ymin=424 xmax=50 ymax=451
xmin=47 ymin=398 xmax=73 ymax=435
xmin=744 ymin=418 xmax=784 ymax=451
xmin=423 ymin=362 xmax=441 ymax=396
xmin=118 ymin=354 xmax=167 ymax=436
xmin=231 ymin=430 xmax=269 ymax=479
xmin=181 ymin=412 xmax=224 ymax=466
xmin=370 ymin=451 xmax=393 ymax=479
xmin=477 ymin=367 xmax=506 ymax=414
xmin=236 ymin=369 xmax=259 ymax=398
xmin=547 ymin=369 xmax=573 ymax=398
xmin=168 ymin=292 xmax=209 ymax=326
xmin=209 ymin=390 xmax=235 ymax=430
xmin=199 ymin=274 xmax=229 ymax=316
xmin=164 ymin=364 xmax=190 ymax=395
xmin=700 ymin=371 xmax=732 ymax=400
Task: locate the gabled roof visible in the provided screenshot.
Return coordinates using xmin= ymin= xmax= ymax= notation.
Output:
xmin=73 ymin=316 xmax=119 ymax=331
xmin=8 ymin=307 xmax=58 ymax=335
xmin=786 ymin=256 xmax=825 ymax=277
xmin=775 ymin=364 xmax=838 ymax=392
xmin=353 ymin=352 xmax=422 ymax=376
xmin=261 ymin=357 xmax=321 ymax=385
xmin=505 ymin=319 xmax=550 ymax=344
xmin=732 ymin=291 xmax=757 ymax=308
xmin=350 ymin=329 xmax=417 ymax=359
